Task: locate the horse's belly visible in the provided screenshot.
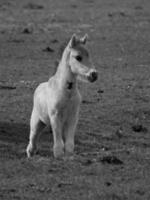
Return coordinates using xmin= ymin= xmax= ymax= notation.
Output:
xmin=38 ymin=105 xmax=49 ymax=124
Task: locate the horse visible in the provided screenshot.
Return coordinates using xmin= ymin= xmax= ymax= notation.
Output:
xmin=26 ymin=34 xmax=98 ymax=159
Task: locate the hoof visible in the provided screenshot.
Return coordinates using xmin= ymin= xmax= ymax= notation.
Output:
xmin=26 ymin=144 xmax=37 ymax=158
xmin=63 ymin=154 xmax=74 ymax=161
xmin=65 ymin=142 xmax=74 ymax=156
xmin=53 ymin=143 xmax=64 ymax=159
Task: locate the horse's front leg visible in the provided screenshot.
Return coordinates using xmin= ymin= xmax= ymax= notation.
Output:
xmin=64 ymin=106 xmax=80 ymax=157
xmin=50 ymin=112 xmax=64 ymax=158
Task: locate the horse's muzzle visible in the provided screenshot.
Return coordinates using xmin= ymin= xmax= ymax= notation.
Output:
xmin=87 ymin=70 xmax=98 ymax=82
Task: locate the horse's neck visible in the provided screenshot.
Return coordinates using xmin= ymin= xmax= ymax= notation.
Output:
xmin=55 ymin=48 xmax=77 ymax=88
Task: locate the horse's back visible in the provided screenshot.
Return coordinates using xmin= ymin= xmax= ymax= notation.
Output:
xmin=34 ymin=82 xmax=48 ymax=100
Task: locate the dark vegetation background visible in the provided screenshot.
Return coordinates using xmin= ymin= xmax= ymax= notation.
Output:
xmin=0 ymin=0 xmax=150 ymax=199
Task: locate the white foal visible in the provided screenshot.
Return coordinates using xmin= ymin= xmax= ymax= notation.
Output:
xmin=26 ymin=34 xmax=98 ymax=158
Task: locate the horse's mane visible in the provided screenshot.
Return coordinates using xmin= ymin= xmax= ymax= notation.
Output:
xmin=57 ymin=38 xmax=70 ymax=60
xmin=52 ymin=38 xmax=70 ymax=75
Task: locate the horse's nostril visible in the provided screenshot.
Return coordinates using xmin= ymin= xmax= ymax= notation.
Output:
xmin=91 ymin=71 xmax=98 ymax=81
xmin=88 ymin=71 xmax=98 ymax=82
xmin=92 ymin=71 xmax=98 ymax=79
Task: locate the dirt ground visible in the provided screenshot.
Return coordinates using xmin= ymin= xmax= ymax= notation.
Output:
xmin=0 ymin=0 xmax=150 ymax=199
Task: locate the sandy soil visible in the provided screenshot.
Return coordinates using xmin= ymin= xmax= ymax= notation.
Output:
xmin=0 ymin=0 xmax=150 ymax=199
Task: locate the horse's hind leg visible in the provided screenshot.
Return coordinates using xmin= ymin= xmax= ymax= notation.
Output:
xmin=26 ymin=110 xmax=45 ymax=158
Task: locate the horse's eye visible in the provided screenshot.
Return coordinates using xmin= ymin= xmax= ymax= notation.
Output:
xmin=76 ymin=55 xmax=82 ymax=62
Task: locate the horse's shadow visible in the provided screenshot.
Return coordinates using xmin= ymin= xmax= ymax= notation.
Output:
xmin=0 ymin=121 xmax=29 ymax=143
xmin=0 ymin=121 xmax=53 ymax=158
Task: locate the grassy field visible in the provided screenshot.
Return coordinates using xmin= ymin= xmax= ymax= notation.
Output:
xmin=0 ymin=0 xmax=150 ymax=199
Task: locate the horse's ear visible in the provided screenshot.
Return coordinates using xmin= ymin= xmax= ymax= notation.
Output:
xmin=80 ymin=34 xmax=88 ymax=44
xmin=68 ymin=34 xmax=77 ymax=48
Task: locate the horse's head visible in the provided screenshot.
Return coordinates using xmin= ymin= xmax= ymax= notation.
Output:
xmin=65 ymin=34 xmax=98 ymax=83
